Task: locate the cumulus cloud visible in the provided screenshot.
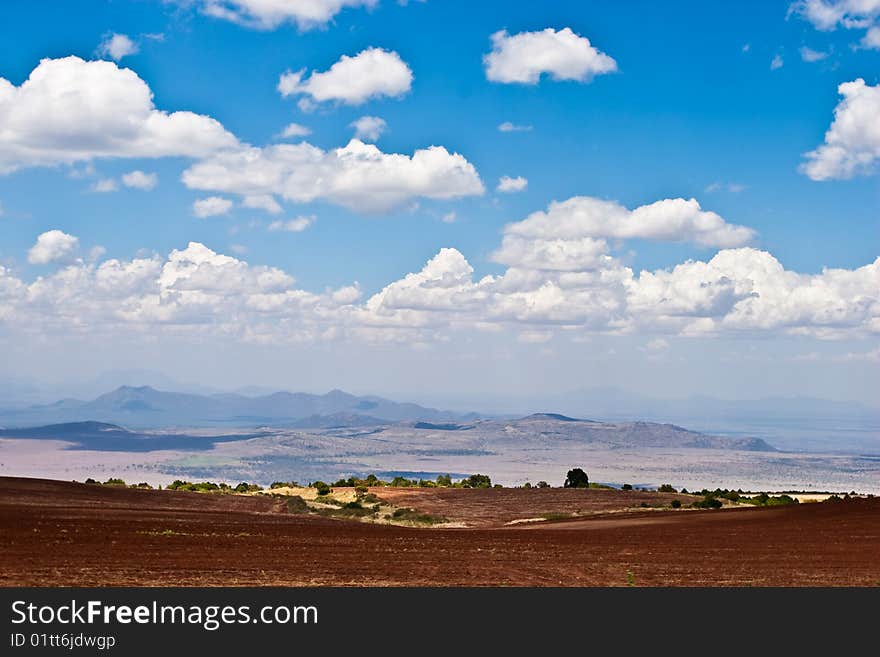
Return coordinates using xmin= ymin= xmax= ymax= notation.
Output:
xmin=4 ymin=215 xmax=878 ymax=344
xmin=483 ymin=28 xmax=617 ymax=84
xmin=268 ymin=216 xmax=315 ymax=232
xmin=97 ymin=33 xmax=139 ymax=61
xmin=278 ymin=122 xmax=311 ymax=139
xmin=3 ymin=240 xmax=362 ymax=343
xmin=802 ymin=78 xmax=880 ymax=180
xmin=197 ymin=0 xmax=378 ymax=30
xmin=278 ymin=48 xmax=412 ymax=107
xmin=27 ymin=230 xmax=79 ymax=264
xmin=770 ymin=54 xmax=785 ymax=70
xmin=497 ymin=175 xmax=528 ymax=193
xmin=193 ymin=196 xmax=234 ymax=217
xmin=350 ymin=115 xmax=386 ymax=142
xmin=498 ymin=121 xmax=533 ymax=132
xmin=182 ymin=139 xmax=484 ymax=214
xmin=122 ymin=170 xmax=158 ymax=190
xmin=0 ymin=56 xmax=238 ymax=174
xmin=492 ymin=196 xmax=755 ymax=271
xmin=790 ymin=1 xmax=880 ymax=47
xmin=628 ymin=248 xmax=880 ymax=337
xmin=789 ymin=0 xmax=880 ymax=31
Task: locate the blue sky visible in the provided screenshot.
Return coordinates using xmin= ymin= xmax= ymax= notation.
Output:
xmin=0 ymin=0 xmax=878 ymax=404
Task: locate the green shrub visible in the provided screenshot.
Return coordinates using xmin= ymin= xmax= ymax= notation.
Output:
xmin=285 ymin=496 xmax=309 ymax=514
xmin=270 ymin=481 xmax=299 ymax=489
xmin=658 ymin=484 xmax=677 ymax=493
xmin=621 ymin=483 xmax=633 ymax=491
xmin=391 ymin=508 xmax=447 ymax=524
xmin=234 ymin=482 xmax=262 ymax=493
xmin=692 ymin=496 xmax=723 ymax=509
xmin=536 ymin=481 xmax=550 ymax=488
xmin=436 ymin=474 xmax=453 ymax=487
xmin=671 ymin=499 xmax=682 ymax=509
xmin=312 ymin=481 xmax=331 ymax=496
xmin=103 ymin=478 xmax=126 ymax=486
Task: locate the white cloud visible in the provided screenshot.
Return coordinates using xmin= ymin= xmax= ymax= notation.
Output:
xmin=790 ymin=1 xmax=880 ymax=48
xmin=498 ymin=121 xmax=533 ymax=132
xmin=121 ymin=170 xmax=158 ymax=190
xmin=242 ymin=194 xmax=282 ymax=214
xmin=802 ymin=78 xmax=880 ymax=180
xmin=278 ymin=122 xmax=311 ymax=139
xmin=193 ymin=196 xmax=234 ymax=217
xmin=3 ymin=240 xmax=361 ymax=342
xmin=4 ymin=214 xmax=879 ymax=344
xmin=0 ymin=56 xmax=238 ymax=174
xmin=800 ymin=46 xmax=830 ymax=61
xmin=27 ymin=230 xmax=79 ymax=264
xmin=441 ymin=212 xmax=456 ymax=223
xmin=268 ymin=215 xmax=315 ymax=232
xmin=278 ymin=48 xmax=412 ymax=106
xmin=350 ymin=115 xmax=386 ymax=142
xmin=629 ymin=248 xmax=880 ymax=337
xmin=484 ymin=28 xmax=617 ymax=84
xmin=862 ymin=25 xmax=880 ymax=47
xmin=493 ymin=196 xmax=755 ymax=271
xmin=789 ymin=0 xmax=880 ymax=31
xmin=98 ymin=33 xmax=139 ymax=61
xmin=182 ymin=138 xmax=484 ymax=214
xmin=198 ymin=0 xmax=378 ymax=30
xmin=770 ymin=54 xmax=785 ymax=70
xmin=92 ymin=178 xmax=119 ymax=193
xmin=497 ymin=175 xmax=528 ymax=193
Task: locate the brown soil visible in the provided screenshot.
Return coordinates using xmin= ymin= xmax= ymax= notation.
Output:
xmin=1 ymin=477 xmax=878 ymax=587
xmin=371 ymin=486 xmax=695 ymax=526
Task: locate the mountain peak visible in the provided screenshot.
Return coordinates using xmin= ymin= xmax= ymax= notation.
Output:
xmin=521 ymin=412 xmax=582 ymax=422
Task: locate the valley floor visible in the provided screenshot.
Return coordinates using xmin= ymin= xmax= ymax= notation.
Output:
xmin=1 ymin=477 xmax=878 ymax=587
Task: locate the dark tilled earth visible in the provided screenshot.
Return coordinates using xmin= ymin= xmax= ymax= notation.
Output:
xmin=1 ymin=477 xmax=878 ymax=586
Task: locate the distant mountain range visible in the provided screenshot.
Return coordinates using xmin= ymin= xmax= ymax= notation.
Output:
xmin=0 ymin=414 xmax=776 ymax=453
xmin=0 ymin=385 xmax=478 ymax=428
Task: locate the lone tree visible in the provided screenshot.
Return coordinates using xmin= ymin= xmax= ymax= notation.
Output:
xmin=564 ymin=468 xmax=590 ymax=488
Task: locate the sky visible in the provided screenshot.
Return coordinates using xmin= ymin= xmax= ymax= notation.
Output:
xmin=0 ymin=0 xmax=878 ymax=405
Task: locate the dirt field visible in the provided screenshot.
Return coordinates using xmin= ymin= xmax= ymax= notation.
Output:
xmin=1 ymin=477 xmax=878 ymax=586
